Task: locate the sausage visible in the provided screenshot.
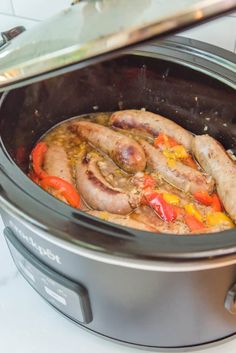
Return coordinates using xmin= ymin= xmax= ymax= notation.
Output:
xmin=71 ymin=121 xmax=146 ymax=173
xmin=43 ymin=144 xmax=74 ymax=204
xmin=76 ymin=154 xmax=139 ymax=214
xmin=140 ymin=139 xmax=214 ymax=194
xmin=44 ymin=144 xmax=73 ymax=184
xmin=88 ymin=210 xmax=156 ymax=232
xmin=192 ymin=135 xmax=236 ymax=223
xmin=110 ymin=110 xmax=193 ymax=150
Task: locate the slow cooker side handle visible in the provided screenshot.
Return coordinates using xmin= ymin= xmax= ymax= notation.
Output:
xmin=0 ymin=26 xmax=25 ymax=49
xmin=225 ymin=283 xmax=236 ymax=314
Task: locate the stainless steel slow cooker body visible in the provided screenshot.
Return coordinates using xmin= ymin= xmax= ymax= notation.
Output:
xmin=0 ymin=37 xmax=236 ymax=350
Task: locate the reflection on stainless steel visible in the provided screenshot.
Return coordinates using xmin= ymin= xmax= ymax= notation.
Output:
xmin=0 ymin=0 xmax=235 ymax=91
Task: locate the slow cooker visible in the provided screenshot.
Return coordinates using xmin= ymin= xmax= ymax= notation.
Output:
xmin=0 ymin=0 xmax=236 ymax=350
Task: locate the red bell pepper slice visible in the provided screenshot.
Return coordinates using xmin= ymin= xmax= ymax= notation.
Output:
xmin=145 ymin=192 xmax=177 ymax=222
xmin=143 ymin=175 xmax=156 ymax=189
xmin=41 ymin=176 xmax=80 ymax=208
xmin=154 ymin=133 xmax=179 ymax=148
xmin=193 ymin=191 xmax=213 ymax=206
xmin=211 ymin=193 xmax=222 ymax=212
xmin=194 ymin=191 xmax=222 ymax=212
xmin=184 ymin=214 xmax=205 ymax=232
xmin=154 ymin=133 xmax=165 ymax=147
xmin=167 ymin=136 xmax=179 ymax=148
xmin=182 ymin=155 xmax=198 ymax=170
xmin=31 ymin=142 xmax=48 ymax=179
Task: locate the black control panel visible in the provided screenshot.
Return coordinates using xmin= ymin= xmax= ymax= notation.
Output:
xmin=4 ymin=227 xmax=92 ymax=324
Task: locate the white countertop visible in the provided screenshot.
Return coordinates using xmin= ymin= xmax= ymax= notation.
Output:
xmin=1 ymin=215 xmax=236 ymax=353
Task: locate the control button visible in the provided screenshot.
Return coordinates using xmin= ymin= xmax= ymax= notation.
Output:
xmin=44 ymin=286 xmax=67 ymax=305
xmin=225 ymin=283 xmax=236 ymax=314
xmin=4 ymin=227 xmax=92 ymax=324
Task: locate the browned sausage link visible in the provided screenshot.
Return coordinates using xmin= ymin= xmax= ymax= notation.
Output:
xmin=140 ymin=139 xmax=214 ymax=194
xmin=110 ymin=110 xmax=193 ymax=150
xmin=71 ymin=121 xmax=146 ymax=173
xmin=43 ymin=144 xmax=73 ymax=203
xmin=192 ymin=135 xmax=236 ymax=223
xmin=76 ymin=155 xmax=136 ymax=215
xmin=87 ymin=210 xmax=156 ymax=232
xmin=43 ymin=144 xmax=73 ymax=184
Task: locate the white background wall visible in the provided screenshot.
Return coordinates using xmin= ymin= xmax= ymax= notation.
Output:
xmin=0 ymin=0 xmax=236 ymax=52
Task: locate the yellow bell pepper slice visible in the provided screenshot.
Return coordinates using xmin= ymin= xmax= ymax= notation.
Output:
xmin=163 ymin=146 xmax=189 ymax=163
xmin=184 ymin=204 xmax=203 ymax=222
xmin=163 ymin=149 xmax=175 ymax=159
xmin=99 ymin=211 xmax=110 ymax=221
xmin=163 ymin=193 xmax=180 ymax=205
xmin=207 ymin=212 xmax=234 ymax=227
xmin=167 ymin=158 xmax=176 ymax=168
xmin=171 ymin=145 xmax=189 ymax=159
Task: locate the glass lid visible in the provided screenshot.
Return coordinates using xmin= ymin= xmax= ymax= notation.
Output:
xmin=0 ymin=0 xmax=236 ymax=91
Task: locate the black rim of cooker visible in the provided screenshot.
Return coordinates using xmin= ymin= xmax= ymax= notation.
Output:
xmin=1 ymin=36 xmax=236 ymax=266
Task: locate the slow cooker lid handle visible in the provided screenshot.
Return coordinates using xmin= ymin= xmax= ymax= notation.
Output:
xmin=0 ymin=0 xmax=235 ymax=92
xmin=0 ymin=26 xmax=26 ymax=49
